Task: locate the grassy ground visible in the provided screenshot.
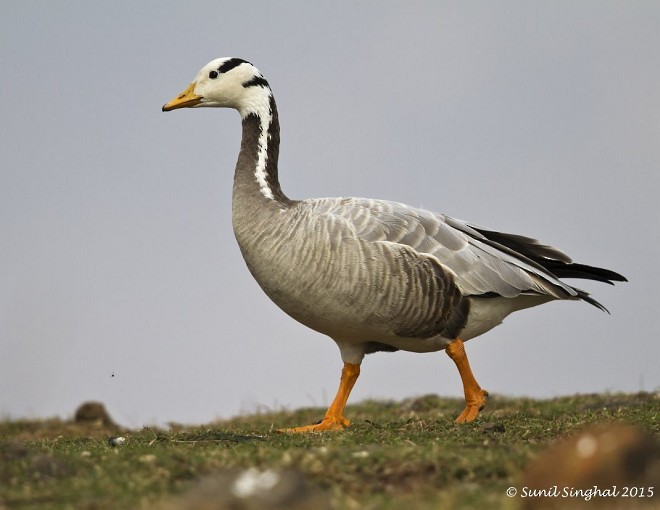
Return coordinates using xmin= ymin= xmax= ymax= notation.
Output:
xmin=1 ymin=392 xmax=658 ymax=509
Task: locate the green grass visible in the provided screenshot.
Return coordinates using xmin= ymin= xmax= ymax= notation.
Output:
xmin=1 ymin=392 xmax=658 ymax=509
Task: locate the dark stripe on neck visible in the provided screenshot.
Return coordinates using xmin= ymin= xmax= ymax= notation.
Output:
xmin=242 ymin=76 xmax=270 ymax=89
xmin=218 ymin=58 xmax=250 ymax=74
xmin=237 ymin=94 xmax=290 ymax=204
xmin=261 ymin=94 xmax=286 ymax=202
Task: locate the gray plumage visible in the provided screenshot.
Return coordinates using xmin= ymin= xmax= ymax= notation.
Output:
xmin=232 ymin=103 xmax=621 ymax=346
xmin=163 ymin=57 xmax=626 ymax=427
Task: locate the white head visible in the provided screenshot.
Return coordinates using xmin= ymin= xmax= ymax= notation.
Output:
xmin=162 ymin=58 xmax=272 ymax=118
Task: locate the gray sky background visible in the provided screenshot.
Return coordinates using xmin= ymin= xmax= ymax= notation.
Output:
xmin=1 ymin=2 xmax=658 ymax=427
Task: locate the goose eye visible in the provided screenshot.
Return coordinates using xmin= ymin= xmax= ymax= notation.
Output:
xmin=209 ymin=70 xmax=219 ymax=79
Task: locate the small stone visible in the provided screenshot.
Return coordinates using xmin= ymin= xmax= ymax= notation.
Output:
xmin=74 ymin=401 xmax=115 ymax=426
xmin=232 ymin=468 xmax=280 ymax=498
xmin=351 ymin=451 xmax=369 ymax=458
xmin=155 ymin=468 xmax=331 ymax=509
xmin=108 ymin=436 xmax=126 ymax=447
xmin=522 ymin=423 xmax=660 ymax=509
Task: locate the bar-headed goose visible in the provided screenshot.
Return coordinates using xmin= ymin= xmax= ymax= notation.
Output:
xmin=162 ymin=58 xmax=626 ymax=432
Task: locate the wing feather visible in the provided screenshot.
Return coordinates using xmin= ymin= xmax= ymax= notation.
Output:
xmin=304 ymin=197 xmax=577 ymax=300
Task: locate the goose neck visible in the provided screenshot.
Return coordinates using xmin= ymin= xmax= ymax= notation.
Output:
xmin=233 ymin=95 xmax=289 ymax=207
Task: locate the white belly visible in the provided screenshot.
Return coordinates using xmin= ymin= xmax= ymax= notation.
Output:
xmin=457 ymin=294 xmax=554 ymax=341
xmin=335 ymin=294 xmax=555 ymax=364
xmin=374 ymin=294 xmax=553 ymax=349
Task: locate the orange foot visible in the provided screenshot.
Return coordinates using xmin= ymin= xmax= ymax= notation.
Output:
xmin=454 ymin=388 xmax=489 ymax=423
xmin=445 ymin=338 xmax=488 ymax=424
xmin=278 ymin=362 xmax=360 ymax=433
xmin=279 ymin=415 xmax=350 ymax=433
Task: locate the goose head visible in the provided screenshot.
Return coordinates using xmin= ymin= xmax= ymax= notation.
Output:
xmin=162 ymin=57 xmax=271 ymax=117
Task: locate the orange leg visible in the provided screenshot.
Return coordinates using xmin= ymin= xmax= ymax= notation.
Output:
xmin=446 ymin=338 xmax=488 ymax=423
xmin=280 ymin=362 xmax=360 ymax=433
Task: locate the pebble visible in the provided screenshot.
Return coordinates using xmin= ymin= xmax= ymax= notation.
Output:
xmin=108 ymin=436 xmax=126 ymax=447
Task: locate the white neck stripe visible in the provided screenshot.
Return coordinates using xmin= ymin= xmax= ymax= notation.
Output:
xmin=255 ymin=114 xmax=274 ymax=200
xmin=239 ymin=90 xmax=276 ymax=201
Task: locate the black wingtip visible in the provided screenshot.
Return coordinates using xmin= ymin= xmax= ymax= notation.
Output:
xmin=575 ymin=289 xmax=611 ymax=314
xmin=543 ymin=261 xmax=627 ymax=286
xmin=470 ymin=225 xmax=627 ymax=285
